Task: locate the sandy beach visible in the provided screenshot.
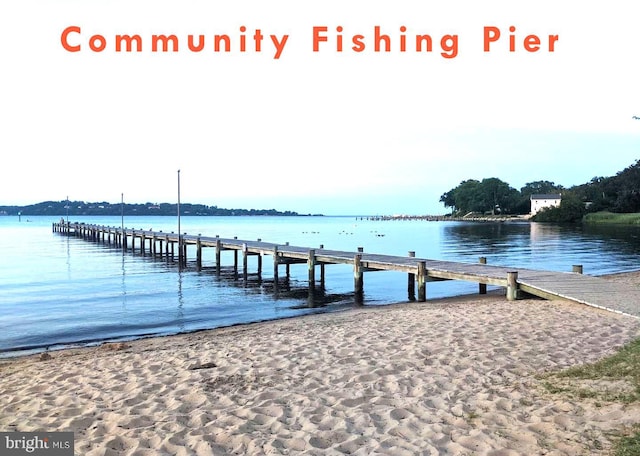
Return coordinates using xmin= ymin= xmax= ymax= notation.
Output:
xmin=2 ymin=274 xmax=640 ymax=455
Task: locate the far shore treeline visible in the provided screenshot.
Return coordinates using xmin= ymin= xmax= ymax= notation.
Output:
xmin=440 ymin=159 xmax=640 ymax=222
xmin=0 ymin=201 xmax=312 ymax=217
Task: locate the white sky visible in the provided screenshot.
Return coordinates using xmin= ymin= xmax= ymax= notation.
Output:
xmin=1 ymin=0 xmax=639 ymax=215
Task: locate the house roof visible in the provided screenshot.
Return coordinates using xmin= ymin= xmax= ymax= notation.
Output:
xmin=530 ymin=194 xmax=562 ymax=200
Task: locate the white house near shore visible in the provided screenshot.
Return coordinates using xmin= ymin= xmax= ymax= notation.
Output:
xmin=530 ymin=194 xmax=562 ymax=215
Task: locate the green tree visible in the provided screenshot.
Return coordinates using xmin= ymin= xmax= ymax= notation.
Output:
xmin=439 ymin=179 xmax=481 ymax=214
xmin=520 ymin=180 xmax=563 ymax=198
xmin=571 ymin=160 xmax=640 ymax=213
xmin=440 ymin=178 xmax=519 ymax=215
xmin=477 ymin=178 xmax=520 ymax=215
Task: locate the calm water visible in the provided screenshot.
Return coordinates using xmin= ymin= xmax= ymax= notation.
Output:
xmin=1 ymin=215 xmax=639 ymax=357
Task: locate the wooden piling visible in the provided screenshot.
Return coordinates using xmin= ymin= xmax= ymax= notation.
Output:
xmin=354 ymin=254 xmax=363 ymax=303
xmin=243 ymin=243 xmax=249 ymax=282
xmin=479 ymin=257 xmax=487 ymax=294
xmin=196 ymin=237 xmax=202 ymax=271
xmin=417 ymin=261 xmax=427 ymax=302
xmin=215 ymin=238 xmax=221 ymax=275
xmin=308 ymin=249 xmax=316 ymax=290
xmin=273 ymin=245 xmax=279 ymax=290
xmin=507 ymin=271 xmax=519 ymax=301
xmin=319 ymin=245 xmax=325 ymax=290
xmin=233 ymin=249 xmax=239 ymax=279
xmin=408 ymin=251 xmax=416 ymax=301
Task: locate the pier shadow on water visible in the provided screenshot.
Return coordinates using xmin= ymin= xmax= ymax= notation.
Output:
xmin=97 ymin=236 xmax=365 ymax=310
xmin=191 ymin=265 xmax=360 ymax=309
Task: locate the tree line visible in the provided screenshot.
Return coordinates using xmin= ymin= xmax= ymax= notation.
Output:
xmin=440 ymin=159 xmax=640 ymax=222
xmin=0 ymin=201 xmax=308 ymax=217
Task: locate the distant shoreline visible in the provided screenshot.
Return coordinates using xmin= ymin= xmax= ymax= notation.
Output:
xmin=0 ymin=200 xmax=317 ymax=217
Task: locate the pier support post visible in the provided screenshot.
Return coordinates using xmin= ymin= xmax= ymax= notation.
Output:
xmin=479 ymin=257 xmax=487 ymax=294
xmin=319 ymin=245 xmax=325 ymax=290
xmin=181 ymin=234 xmax=187 ymax=267
xmin=215 ymin=238 xmax=221 ymax=275
xmin=507 ymin=271 xmax=519 ymax=301
xmin=308 ymin=249 xmax=316 ymax=307
xmin=408 ymin=251 xmax=416 ymax=301
xmin=308 ymin=249 xmax=316 ymax=289
xmin=197 ymin=237 xmax=202 ymax=271
xmin=417 ymin=261 xmax=427 ymax=302
xmin=243 ymin=243 xmax=249 ymax=282
xmin=273 ymin=246 xmax=279 ymax=291
xmin=233 ymin=249 xmax=239 ymax=280
xmin=257 ymin=253 xmax=263 ymax=283
xmin=572 ymin=265 xmax=583 ymax=274
xmin=354 ymin=254 xmax=364 ymax=304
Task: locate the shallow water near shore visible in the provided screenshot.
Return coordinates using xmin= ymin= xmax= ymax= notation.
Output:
xmin=1 ymin=215 xmax=639 ymax=357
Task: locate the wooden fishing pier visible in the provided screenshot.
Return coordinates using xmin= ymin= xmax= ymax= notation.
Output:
xmin=53 ymin=222 xmax=640 ymax=318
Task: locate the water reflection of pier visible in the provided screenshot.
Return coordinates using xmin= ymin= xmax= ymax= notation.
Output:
xmin=53 ymin=222 xmax=640 ymax=317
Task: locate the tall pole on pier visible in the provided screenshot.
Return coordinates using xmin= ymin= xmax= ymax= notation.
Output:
xmin=66 ymin=195 xmax=69 ymax=225
xmin=177 ymin=169 xmax=182 ymax=268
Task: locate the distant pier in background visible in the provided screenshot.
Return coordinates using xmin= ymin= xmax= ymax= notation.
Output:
xmin=362 ymin=214 xmax=530 ymax=222
xmin=53 ymin=222 xmax=640 ymax=317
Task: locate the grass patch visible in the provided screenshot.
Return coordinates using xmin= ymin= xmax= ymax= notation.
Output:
xmin=554 ymin=338 xmax=640 ymax=400
xmin=542 ymin=338 xmax=640 ymax=403
xmin=584 ymin=212 xmax=640 ymax=225
xmin=614 ymin=428 xmax=640 ymax=456
xmin=541 ymin=337 xmax=640 ymax=454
